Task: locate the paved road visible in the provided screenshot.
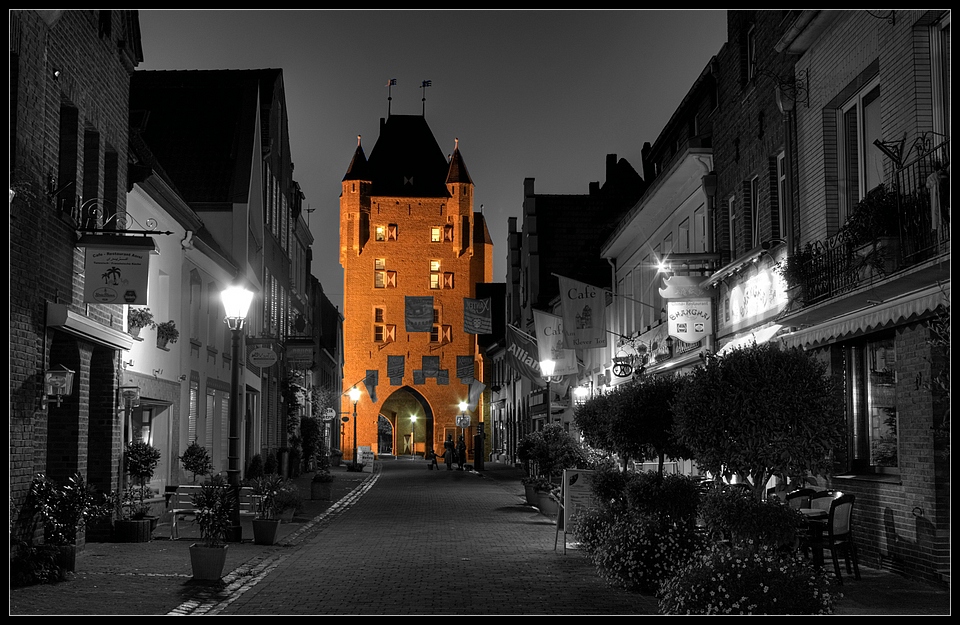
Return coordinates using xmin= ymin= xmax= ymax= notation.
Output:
xmin=9 ymin=457 xmax=951 ymax=615
xmin=208 ymin=458 xmax=657 ymax=615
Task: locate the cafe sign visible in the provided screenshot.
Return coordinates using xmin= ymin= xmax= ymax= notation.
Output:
xmin=80 ymin=236 xmax=157 ymax=305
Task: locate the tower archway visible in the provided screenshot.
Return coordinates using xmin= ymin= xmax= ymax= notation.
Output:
xmin=376 ymin=386 xmax=434 ymax=458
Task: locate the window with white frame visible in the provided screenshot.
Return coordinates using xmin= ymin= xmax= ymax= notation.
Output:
xmin=931 ymin=14 xmax=950 ymax=139
xmin=839 ymin=79 xmax=882 ymax=221
xmin=776 ymin=151 xmax=787 ymax=240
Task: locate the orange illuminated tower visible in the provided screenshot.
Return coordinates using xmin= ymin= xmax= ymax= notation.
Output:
xmin=339 ymin=115 xmax=492 ymax=462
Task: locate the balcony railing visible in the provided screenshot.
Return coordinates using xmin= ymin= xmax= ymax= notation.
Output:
xmin=791 ymin=138 xmax=950 ymax=306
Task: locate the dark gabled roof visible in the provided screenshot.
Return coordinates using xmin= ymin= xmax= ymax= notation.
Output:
xmin=362 ymin=115 xmax=452 ymax=198
xmin=129 ymin=69 xmax=283 ymax=204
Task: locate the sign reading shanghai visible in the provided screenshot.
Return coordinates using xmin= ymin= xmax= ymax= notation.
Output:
xmin=557 ymin=275 xmax=607 ymax=349
xmin=667 ymin=299 xmax=712 ymax=344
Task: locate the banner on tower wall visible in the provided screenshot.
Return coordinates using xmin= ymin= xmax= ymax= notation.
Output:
xmin=387 ymin=355 xmax=405 ymax=385
xmin=463 ymin=297 xmax=492 ymax=334
xmin=405 ymin=296 xmax=434 ymax=332
xmin=457 ymin=355 xmax=475 ymax=382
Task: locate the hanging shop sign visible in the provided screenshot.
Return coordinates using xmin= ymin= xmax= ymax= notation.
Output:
xmin=78 ymin=235 xmax=157 ymax=304
xmin=249 ymin=346 xmax=279 ymax=368
xmin=667 ymin=298 xmax=713 ymax=344
xmin=285 ymin=340 xmax=315 ymax=367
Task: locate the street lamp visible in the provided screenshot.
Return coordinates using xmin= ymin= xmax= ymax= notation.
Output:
xmin=221 ymin=285 xmax=253 ymax=543
xmin=410 ymin=415 xmax=417 ymax=458
xmin=540 ymin=359 xmax=556 ymax=424
xmin=458 ymin=401 xmax=468 ymax=440
xmin=348 ymin=386 xmax=361 ymax=469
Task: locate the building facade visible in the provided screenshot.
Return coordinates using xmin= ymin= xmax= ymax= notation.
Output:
xmin=772 ymin=9 xmax=950 ymax=584
xmin=10 ymin=10 xmax=144 ymax=541
xmin=339 ymin=115 xmax=493 ymax=462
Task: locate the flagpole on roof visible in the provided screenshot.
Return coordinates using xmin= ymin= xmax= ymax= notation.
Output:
xmin=386 ymin=78 xmax=396 ymax=117
xmin=421 ymin=79 xmax=432 ymax=116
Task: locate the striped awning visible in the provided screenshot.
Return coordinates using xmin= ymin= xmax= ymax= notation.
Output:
xmin=715 ymin=324 xmax=783 ymax=357
xmin=778 ymin=284 xmax=949 ymax=350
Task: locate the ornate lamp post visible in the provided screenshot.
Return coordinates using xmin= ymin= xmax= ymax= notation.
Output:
xmin=348 ymin=386 xmax=361 ymax=468
xmin=221 ymin=285 xmax=253 ymax=543
xmin=540 ymin=358 xmax=556 ymax=424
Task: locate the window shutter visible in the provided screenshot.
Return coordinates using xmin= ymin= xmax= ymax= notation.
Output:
xmin=443 ymin=224 xmax=454 ymax=242
xmin=386 ymin=324 xmax=396 ymax=342
xmin=443 ymin=272 xmax=454 ymax=289
xmin=386 ymin=271 xmax=397 ymax=288
xmin=387 ymin=224 xmax=398 ymax=240
xmin=441 ymin=325 xmax=452 ymax=343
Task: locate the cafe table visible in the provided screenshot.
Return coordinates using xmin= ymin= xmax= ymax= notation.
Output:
xmin=799 ymin=508 xmax=828 ymax=566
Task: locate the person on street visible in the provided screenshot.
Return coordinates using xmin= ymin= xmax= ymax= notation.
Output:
xmin=456 ymin=436 xmax=467 ymax=471
xmin=443 ymin=435 xmax=455 ymax=470
xmin=426 ymin=448 xmax=439 ymax=470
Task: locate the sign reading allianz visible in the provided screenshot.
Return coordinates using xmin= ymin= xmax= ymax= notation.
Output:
xmin=660 ymin=276 xmax=714 ymax=344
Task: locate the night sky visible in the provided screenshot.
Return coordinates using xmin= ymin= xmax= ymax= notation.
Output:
xmin=137 ymin=9 xmax=729 ymax=310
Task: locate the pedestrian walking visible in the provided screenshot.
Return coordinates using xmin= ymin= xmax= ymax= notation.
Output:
xmin=443 ymin=434 xmax=455 ymax=470
xmin=456 ymin=436 xmax=467 ymax=471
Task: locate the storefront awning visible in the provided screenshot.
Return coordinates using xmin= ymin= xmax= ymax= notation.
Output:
xmin=778 ymin=284 xmax=949 ymax=350
xmin=715 ymin=324 xmax=783 ymax=357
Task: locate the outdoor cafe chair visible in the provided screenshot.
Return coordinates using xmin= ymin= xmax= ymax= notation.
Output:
xmin=786 ymin=488 xmax=816 ymax=510
xmin=800 ymin=493 xmax=861 ymax=584
xmin=809 ymin=490 xmax=835 ymax=511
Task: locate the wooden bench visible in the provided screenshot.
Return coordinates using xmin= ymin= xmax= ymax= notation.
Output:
xmin=168 ymin=484 xmax=260 ymax=539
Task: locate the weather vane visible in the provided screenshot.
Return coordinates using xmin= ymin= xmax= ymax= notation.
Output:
xmin=386 ymin=78 xmax=396 ymax=116
xmin=421 ymin=80 xmax=432 ymax=116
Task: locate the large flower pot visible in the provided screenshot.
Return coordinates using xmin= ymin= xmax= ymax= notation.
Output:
xmin=189 ymin=543 xmax=228 ymax=581
xmin=114 ymin=519 xmax=152 ymax=543
xmin=535 ymin=491 xmax=560 ymax=520
xmin=311 ymin=480 xmax=333 ymax=501
xmin=252 ymin=518 xmax=281 ymax=545
xmin=55 ymin=544 xmax=77 ymax=574
xmin=523 ymin=484 xmax=538 ymax=507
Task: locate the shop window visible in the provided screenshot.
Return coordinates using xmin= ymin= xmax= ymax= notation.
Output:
xmin=846 ymin=334 xmax=899 ymax=473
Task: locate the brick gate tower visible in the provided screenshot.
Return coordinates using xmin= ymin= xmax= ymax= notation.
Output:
xmin=339 ymin=114 xmax=492 ymax=463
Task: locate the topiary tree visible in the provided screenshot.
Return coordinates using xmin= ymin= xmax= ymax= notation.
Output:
xmin=671 ymin=342 xmax=845 ymax=500
xmin=179 ymin=441 xmax=214 ymax=484
xmin=123 ymin=440 xmax=162 ymax=514
xmin=574 ymin=374 xmax=689 ymax=475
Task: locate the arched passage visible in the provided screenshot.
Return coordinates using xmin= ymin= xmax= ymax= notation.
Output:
xmin=376 ymin=386 xmax=434 ymax=458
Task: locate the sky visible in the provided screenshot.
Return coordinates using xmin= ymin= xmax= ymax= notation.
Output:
xmin=136 ymin=9 xmax=729 ymax=312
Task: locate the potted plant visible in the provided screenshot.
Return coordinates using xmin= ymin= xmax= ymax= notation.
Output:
xmin=311 ymin=468 xmax=335 ymax=501
xmin=249 ymin=474 xmax=284 ymax=545
xmin=189 ymin=475 xmax=235 ymax=581
xmin=273 ymin=481 xmax=302 ymax=522
xmin=329 ymin=448 xmax=343 ymax=468
xmin=110 ymin=484 xmax=153 ymax=542
xmin=155 ymin=320 xmax=179 ymax=349
xmin=127 ymin=307 xmax=154 ymax=338
xmin=122 ymin=440 xmax=161 ymax=535
xmin=26 ymin=472 xmax=110 ymax=575
xmin=179 ymin=441 xmax=214 ymax=484
xmin=836 ymin=183 xmax=901 ymax=277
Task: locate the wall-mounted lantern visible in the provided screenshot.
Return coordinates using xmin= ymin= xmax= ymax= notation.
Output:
xmin=119 ymin=385 xmax=141 ymax=409
xmin=43 ymin=366 xmax=75 ymax=408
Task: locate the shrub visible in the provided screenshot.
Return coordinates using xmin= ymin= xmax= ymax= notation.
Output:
xmin=10 ymin=542 xmax=63 ymax=587
xmin=698 ymin=485 xmax=802 ymax=549
xmin=246 ymin=454 xmax=264 ymax=480
xmin=579 ymin=508 xmax=704 ymax=594
xmin=191 ymin=476 xmax=235 ymax=547
xmin=274 ymin=482 xmax=302 ymax=514
xmin=263 ymin=451 xmax=278 ymax=475
xmin=625 ymin=472 xmax=701 ymax=526
xmin=179 ymin=441 xmax=214 ymax=483
xmin=658 ymin=543 xmax=838 ymax=614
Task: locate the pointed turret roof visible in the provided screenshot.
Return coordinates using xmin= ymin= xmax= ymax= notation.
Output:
xmin=342 ymin=135 xmax=369 ymax=181
xmin=446 ymin=137 xmax=473 ymax=185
